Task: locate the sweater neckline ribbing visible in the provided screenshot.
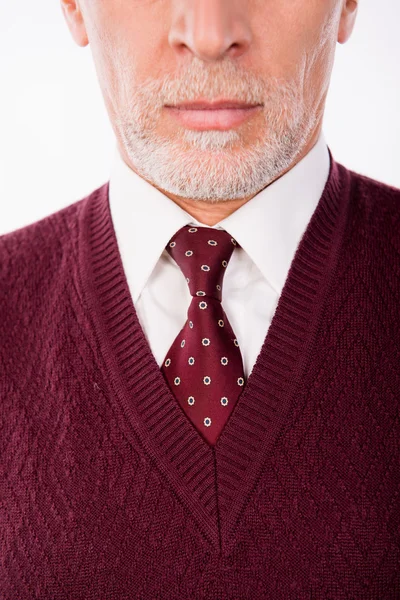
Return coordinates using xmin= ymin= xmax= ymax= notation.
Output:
xmin=78 ymin=150 xmax=350 ymax=555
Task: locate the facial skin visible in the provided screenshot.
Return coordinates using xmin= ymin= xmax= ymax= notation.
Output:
xmin=61 ymin=0 xmax=359 ymax=226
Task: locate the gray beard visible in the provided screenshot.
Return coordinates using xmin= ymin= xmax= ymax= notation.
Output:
xmin=113 ymin=68 xmax=316 ymax=203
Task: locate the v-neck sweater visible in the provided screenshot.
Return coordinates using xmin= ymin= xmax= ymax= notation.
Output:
xmin=1 ymin=154 xmax=400 ymax=599
xmin=107 ymin=133 xmax=330 ymax=378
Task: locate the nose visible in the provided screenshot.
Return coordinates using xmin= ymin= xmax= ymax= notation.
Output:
xmin=168 ymin=0 xmax=252 ymax=62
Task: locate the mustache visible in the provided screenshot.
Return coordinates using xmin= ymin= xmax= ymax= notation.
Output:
xmin=138 ymin=59 xmax=278 ymax=107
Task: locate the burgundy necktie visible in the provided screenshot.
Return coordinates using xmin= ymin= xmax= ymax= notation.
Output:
xmin=161 ymin=225 xmax=246 ymax=445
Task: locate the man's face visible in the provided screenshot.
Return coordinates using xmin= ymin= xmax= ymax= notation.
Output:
xmin=62 ymin=0 xmax=357 ymax=204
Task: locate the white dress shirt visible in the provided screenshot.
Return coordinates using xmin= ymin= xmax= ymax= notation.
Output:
xmin=108 ymin=131 xmax=330 ymax=378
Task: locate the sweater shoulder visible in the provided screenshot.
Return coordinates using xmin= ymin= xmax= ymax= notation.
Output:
xmin=335 ymin=164 xmax=400 ymax=301
xmin=0 ymin=182 xmax=109 ymax=279
xmin=345 ymin=165 xmax=400 ymax=226
xmin=0 ymin=185 xmax=105 ymax=340
xmin=0 ymin=196 xmax=83 ymax=290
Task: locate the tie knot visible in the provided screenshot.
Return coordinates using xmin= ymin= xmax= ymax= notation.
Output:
xmin=166 ymin=225 xmax=240 ymax=301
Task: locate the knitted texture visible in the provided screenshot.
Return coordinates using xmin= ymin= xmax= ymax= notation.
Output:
xmin=1 ymin=154 xmax=400 ymax=599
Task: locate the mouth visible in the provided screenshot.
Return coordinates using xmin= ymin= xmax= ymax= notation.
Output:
xmin=164 ymin=99 xmax=263 ymax=130
xmin=165 ymin=99 xmax=262 ymax=110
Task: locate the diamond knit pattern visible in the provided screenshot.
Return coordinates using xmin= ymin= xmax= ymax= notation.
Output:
xmin=161 ymin=225 xmax=245 ymax=445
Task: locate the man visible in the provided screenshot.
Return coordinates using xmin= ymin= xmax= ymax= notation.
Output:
xmin=1 ymin=0 xmax=399 ymax=597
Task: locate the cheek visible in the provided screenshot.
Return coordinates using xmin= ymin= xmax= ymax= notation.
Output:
xmin=254 ymin=16 xmax=316 ymax=81
xmin=304 ymin=17 xmax=338 ymax=86
xmin=101 ymin=26 xmax=157 ymax=94
xmin=261 ymin=1 xmax=338 ymax=72
xmin=282 ymin=11 xmax=338 ymax=91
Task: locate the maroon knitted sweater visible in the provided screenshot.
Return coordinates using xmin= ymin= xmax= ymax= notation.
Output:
xmin=1 ymin=154 xmax=400 ymax=599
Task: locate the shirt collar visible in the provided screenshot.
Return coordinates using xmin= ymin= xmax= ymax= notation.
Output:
xmin=108 ymin=131 xmax=330 ymax=303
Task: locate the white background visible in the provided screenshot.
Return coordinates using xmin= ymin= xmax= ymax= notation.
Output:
xmin=0 ymin=0 xmax=399 ymax=235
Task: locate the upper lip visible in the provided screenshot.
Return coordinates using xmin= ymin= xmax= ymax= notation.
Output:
xmin=165 ymin=99 xmax=262 ymax=110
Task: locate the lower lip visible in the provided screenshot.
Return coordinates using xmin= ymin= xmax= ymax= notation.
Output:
xmin=165 ymin=106 xmax=262 ymax=130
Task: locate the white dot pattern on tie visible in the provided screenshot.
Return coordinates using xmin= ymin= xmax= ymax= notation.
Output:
xmin=161 ymin=224 xmax=246 ymax=445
